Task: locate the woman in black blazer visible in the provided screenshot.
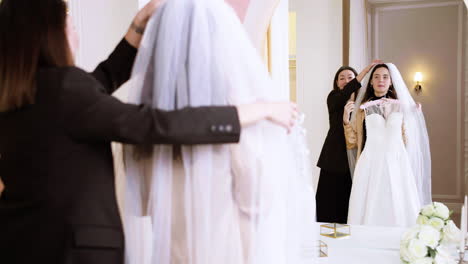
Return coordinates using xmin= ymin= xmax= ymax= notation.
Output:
xmin=316 ymin=61 xmax=379 ymax=223
xmin=0 ymin=1 xmax=297 ymax=263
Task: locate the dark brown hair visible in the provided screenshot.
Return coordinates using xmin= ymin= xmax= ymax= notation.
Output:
xmin=363 ymin=64 xmax=397 ymax=102
xmin=333 ymin=66 xmax=358 ymax=91
xmin=0 ymin=0 xmax=74 ymax=112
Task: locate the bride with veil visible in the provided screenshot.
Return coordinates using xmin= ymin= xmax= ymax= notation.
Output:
xmin=345 ymin=63 xmax=431 ymax=227
xmin=121 ymin=0 xmax=317 ymax=263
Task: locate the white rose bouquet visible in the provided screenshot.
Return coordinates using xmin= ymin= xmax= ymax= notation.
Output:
xmin=400 ymin=202 xmax=462 ymax=264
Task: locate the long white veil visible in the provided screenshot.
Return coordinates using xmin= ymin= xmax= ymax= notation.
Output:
xmin=349 ymin=63 xmax=432 ymax=206
xmin=122 ymin=0 xmax=317 ymax=264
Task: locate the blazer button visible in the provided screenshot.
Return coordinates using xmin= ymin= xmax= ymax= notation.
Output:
xmin=211 ymin=125 xmax=217 ymax=132
xmin=225 ymin=125 xmax=233 ymax=132
xmin=218 ymin=125 xmax=225 ymax=132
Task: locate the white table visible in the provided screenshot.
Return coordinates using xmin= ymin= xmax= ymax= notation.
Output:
xmin=316 ymin=224 xmax=406 ymax=264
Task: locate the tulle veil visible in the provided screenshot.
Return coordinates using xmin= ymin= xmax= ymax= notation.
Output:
xmin=120 ymin=0 xmax=318 ymax=263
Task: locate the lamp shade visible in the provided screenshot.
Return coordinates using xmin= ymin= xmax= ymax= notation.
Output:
xmin=414 ymin=72 xmax=423 ymax=83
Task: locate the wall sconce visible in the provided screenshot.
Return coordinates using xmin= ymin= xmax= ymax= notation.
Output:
xmin=414 ymin=72 xmax=423 ymax=94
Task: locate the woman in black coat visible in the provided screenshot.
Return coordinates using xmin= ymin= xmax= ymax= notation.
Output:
xmin=0 ymin=1 xmax=297 ymax=263
xmin=316 ymin=61 xmax=379 ymax=223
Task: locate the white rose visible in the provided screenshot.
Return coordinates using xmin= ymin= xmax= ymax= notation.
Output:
xmin=408 ymin=239 xmax=429 ymax=260
xmin=413 ymin=257 xmax=435 ymax=264
xmin=417 ymin=215 xmax=431 ymax=226
xmin=402 ymin=226 xmax=421 ymax=244
xmin=433 ymin=202 xmax=450 ymax=220
xmin=422 ymin=204 xmax=436 ymax=217
xmin=418 ymin=225 xmax=441 ymax=249
xmin=434 ymin=246 xmax=457 ymax=264
xmin=428 ymin=217 xmax=446 ymax=231
xmin=400 ymin=239 xmax=416 ymax=263
xmin=441 ymin=220 xmax=462 ymax=245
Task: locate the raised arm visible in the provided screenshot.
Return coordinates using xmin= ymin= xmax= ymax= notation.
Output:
xmin=91 ymin=40 xmax=137 ymax=94
xmin=355 ymin=60 xmax=382 ymax=83
xmin=327 ymin=79 xmax=361 ymax=114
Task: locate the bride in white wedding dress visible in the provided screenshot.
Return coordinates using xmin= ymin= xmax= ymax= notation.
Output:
xmin=120 ymin=0 xmax=317 ymax=264
xmin=346 ymin=64 xmax=431 ymax=227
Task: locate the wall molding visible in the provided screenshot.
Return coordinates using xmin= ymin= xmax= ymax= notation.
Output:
xmin=371 ymin=1 xmax=465 ymax=201
xmin=372 ymin=1 xmax=463 ymax=58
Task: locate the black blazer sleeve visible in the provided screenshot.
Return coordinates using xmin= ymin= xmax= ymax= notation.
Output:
xmin=326 ymin=78 xmax=361 ymax=114
xmin=60 ymin=67 xmax=240 ymax=145
xmin=91 ymin=39 xmax=137 ymax=94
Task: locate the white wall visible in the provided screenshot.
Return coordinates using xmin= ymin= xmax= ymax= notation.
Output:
xmin=69 ymin=0 xmax=139 ymax=71
xmin=70 ymin=0 xmax=342 ymax=188
xmin=289 ymin=0 xmax=343 ymax=188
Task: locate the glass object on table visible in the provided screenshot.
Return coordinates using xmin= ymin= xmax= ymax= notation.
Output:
xmin=320 ymin=223 xmax=351 ymax=239
xmin=318 ymin=240 xmax=328 ymax=257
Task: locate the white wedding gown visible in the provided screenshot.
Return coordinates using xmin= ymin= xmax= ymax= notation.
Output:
xmin=347 ymin=112 xmax=420 ymax=227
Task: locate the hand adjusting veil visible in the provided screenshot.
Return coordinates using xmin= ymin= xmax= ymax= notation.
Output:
xmin=348 ymin=63 xmax=432 ymax=207
xmin=122 ymin=0 xmax=317 ymax=263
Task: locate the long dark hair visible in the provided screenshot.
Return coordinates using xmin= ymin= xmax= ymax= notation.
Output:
xmin=363 ymin=64 xmax=397 ymax=102
xmin=333 ymin=66 xmax=358 ymax=91
xmin=0 ymin=0 xmax=74 ymax=112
